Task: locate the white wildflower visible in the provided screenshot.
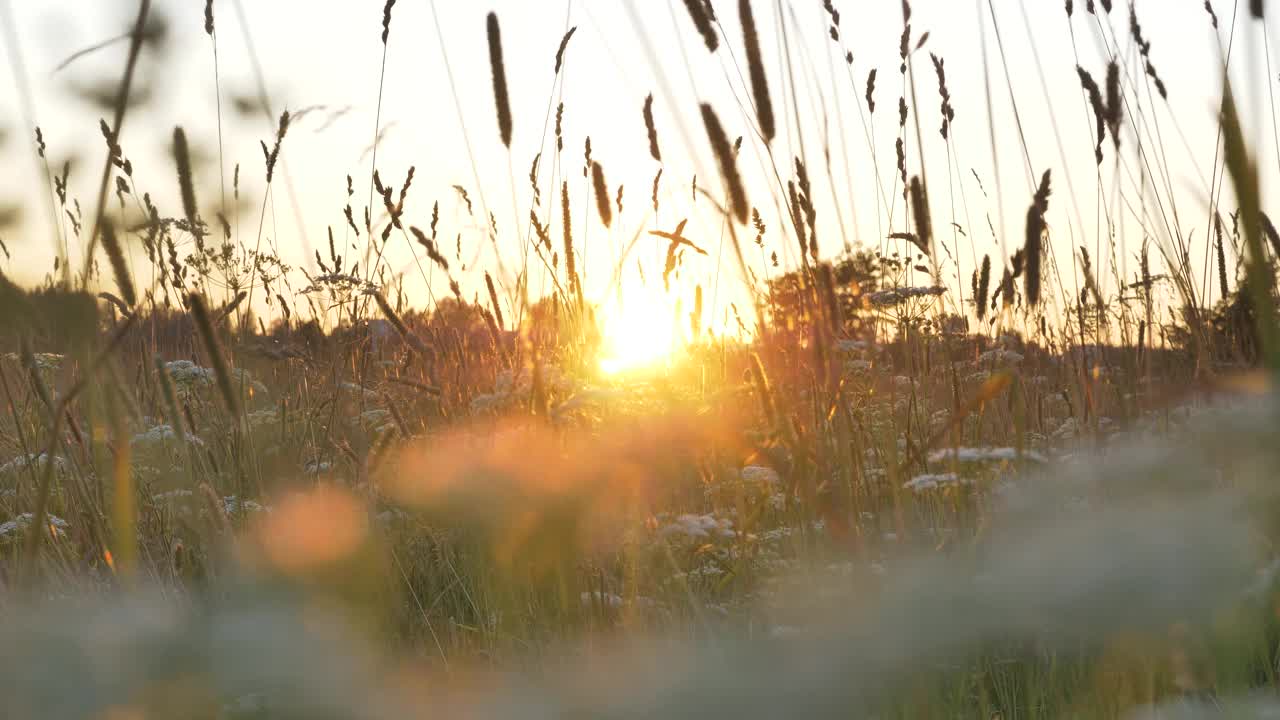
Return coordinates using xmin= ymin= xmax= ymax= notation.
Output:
xmin=903 ymin=472 xmax=971 ymax=493
xmin=660 ymin=513 xmax=735 ymax=540
xmin=740 ymin=465 xmax=781 ymax=486
xmin=977 ymin=349 xmax=1024 ymax=367
xmin=4 ymin=352 xmax=64 ymax=372
xmin=222 ymin=496 xmax=268 ymax=516
xmin=0 ymin=453 xmax=66 ymax=477
xmin=470 ymin=392 xmax=511 ymax=414
xmin=865 ymin=285 xmax=946 ymax=307
xmin=0 ymin=512 xmax=69 ymax=544
xmin=338 ymin=382 xmax=379 ymax=404
xmin=927 ymin=446 xmax=1047 ymax=464
xmin=580 ymin=591 xmax=625 ymax=609
xmin=845 ymin=359 xmax=873 ymax=373
xmin=303 ymin=460 xmax=332 ymax=476
xmin=131 ymin=424 xmax=203 ymax=449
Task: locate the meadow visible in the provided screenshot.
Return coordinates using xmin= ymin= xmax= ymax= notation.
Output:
xmin=2 ymin=0 xmax=1280 ymax=717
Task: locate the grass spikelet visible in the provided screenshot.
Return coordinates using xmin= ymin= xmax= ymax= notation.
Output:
xmin=977 ymin=254 xmax=991 ymax=321
xmin=1105 ymin=59 xmax=1122 ymax=148
xmin=372 ymin=291 xmax=430 ymax=356
xmin=99 ymin=217 xmax=135 ymax=307
xmin=555 ymin=102 xmax=564 ymax=152
xmin=930 ymin=53 xmax=955 ymax=139
xmin=487 ymin=12 xmax=513 ymax=148
xmin=485 ymin=271 xmax=505 ymax=331
xmin=591 ymin=161 xmax=612 ymax=228
xmin=1076 ymin=66 xmax=1106 ymax=163
xmin=908 ymin=176 xmax=932 ymax=257
xmin=262 ymin=111 xmax=290 ymax=184
xmin=691 ymin=284 xmax=703 ymax=338
xmin=866 ymin=69 xmax=877 ymax=113
xmin=188 ymin=293 xmax=239 ymax=416
xmin=700 ymin=103 xmax=749 ymax=224
xmin=1024 ymin=169 xmax=1052 ymax=307
xmin=531 ymin=210 xmax=552 ymax=253
xmin=172 ymin=127 xmax=199 ymax=230
xmin=381 ymin=0 xmax=395 ymax=44
xmin=739 ymin=0 xmax=775 ymax=143
xmin=1205 ymin=0 xmax=1218 ymax=27
xmin=652 ymin=168 xmax=663 ymax=212
xmin=410 ymin=226 xmax=449 ymax=272
xmin=553 ymin=26 xmax=578 ymax=75
xmin=682 ymin=0 xmax=719 ymax=52
xmin=1216 ymin=213 xmax=1230 ymax=299
xmin=204 ymin=0 xmax=214 ymax=35
xmin=562 ymin=181 xmax=580 ymax=303
xmin=747 ymin=352 xmax=779 ymax=429
xmin=643 ymin=94 xmax=662 ymax=163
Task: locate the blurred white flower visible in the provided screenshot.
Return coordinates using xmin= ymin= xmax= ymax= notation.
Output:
xmin=904 ymin=472 xmax=972 ymax=493
xmin=660 ymin=513 xmax=735 ymax=540
xmin=0 ymin=453 xmax=66 ymax=477
xmin=865 ymin=285 xmax=945 ymax=307
xmin=740 ymin=465 xmax=781 ymax=486
xmin=0 ymin=512 xmax=69 ymax=544
xmin=131 ymin=424 xmax=204 ymax=449
xmin=928 ymin=446 xmax=1047 ymax=464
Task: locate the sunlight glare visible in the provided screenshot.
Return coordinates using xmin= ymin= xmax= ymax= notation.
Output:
xmin=598 ymin=296 xmax=678 ymax=375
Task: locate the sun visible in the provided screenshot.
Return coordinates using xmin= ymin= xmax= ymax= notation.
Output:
xmin=597 ymin=293 xmax=679 ymax=376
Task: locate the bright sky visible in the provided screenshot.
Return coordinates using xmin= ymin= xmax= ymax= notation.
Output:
xmin=0 ymin=0 xmax=1276 ymax=338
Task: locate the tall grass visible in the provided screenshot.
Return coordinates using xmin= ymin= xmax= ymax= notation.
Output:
xmin=0 ymin=1 xmax=1278 ymax=718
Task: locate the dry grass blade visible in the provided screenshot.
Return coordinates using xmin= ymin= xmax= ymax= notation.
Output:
xmin=1220 ymin=82 xmax=1278 ymax=364
xmin=1262 ymin=212 xmax=1280 ymax=259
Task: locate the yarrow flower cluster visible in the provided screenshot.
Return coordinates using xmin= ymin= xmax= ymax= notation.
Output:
xmin=660 ymin=513 xmax=736 ymax=540
xmin=927 ymin=446 xmax=1047 ymax=464
xmin=131 ymin=424 xmax=204 ymax=449
xmin=0 ymin=512 xmax=69 ymax=544
xmin=0 ymin=452 xmax=67 ymax=477
xmin=864 ymin=285 xmax=945 ymax=307
xmin=163 ymin=360 xmax=268 ymax=401
xmin=903 ymin=472 xmax=970 ymax=493
xmin=3 ymin=352 xmax=65 ymax=372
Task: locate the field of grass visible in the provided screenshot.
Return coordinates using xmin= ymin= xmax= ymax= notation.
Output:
xmin=3 ymin=0 xmax=1280 ymax=717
